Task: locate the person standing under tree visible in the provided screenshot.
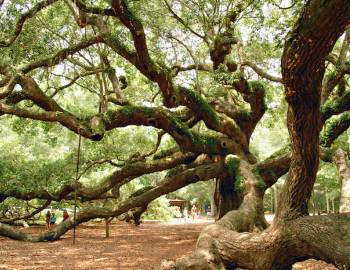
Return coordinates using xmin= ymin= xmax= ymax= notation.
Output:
xmin=63 ymin=209 xmax=69 ymax=222
xmin=45 ymin=210 xmax=51 ymax=229
xmin=183 ymin=207 xmax=188 ymax=222
xmin=50 ymin=212 xmax=56 ymax=227
xmin=191 ymin=205 xmax=197 ymax=220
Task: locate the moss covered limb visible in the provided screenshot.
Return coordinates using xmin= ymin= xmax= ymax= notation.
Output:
xmin=321 ymin=91 xmax=350 ymax=123
xmin=321 ymin=111 xmax=350 ymax=147
xmin=106 ymin=105 xmax=243 ymax=155
xmin=255 ymin=147 xmax=291 ymax=187
xmin=1 ymin=152 xmax=196 ymax=202
xmin=214 ymin=72 xmax=267 ymax=140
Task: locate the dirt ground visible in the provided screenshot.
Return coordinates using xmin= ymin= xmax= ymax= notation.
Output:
xmin=0 ymin=220 xmax=339 ymax=270
xmin=0 ymin=221 xmax=208 ymax=270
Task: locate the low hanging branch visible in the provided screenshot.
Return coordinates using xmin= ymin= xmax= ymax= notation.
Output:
xmin=0 ymin=159 xmax=226 ymax=242
xmin=0 ymin=200 xmax=51 ymax=225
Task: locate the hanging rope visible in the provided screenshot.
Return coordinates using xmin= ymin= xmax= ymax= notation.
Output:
xmin=73 ymin=133 xmax=82 ymax=244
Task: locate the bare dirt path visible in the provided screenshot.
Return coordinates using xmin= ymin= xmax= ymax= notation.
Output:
xmin=0 ymin=220 xmax=338 ymax=270
xmin=0 ymin=221 xmax=210 ymax=270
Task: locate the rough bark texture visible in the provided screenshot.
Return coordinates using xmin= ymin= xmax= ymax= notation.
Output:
xmin=214 ymin=176 xmax=241 ymax=219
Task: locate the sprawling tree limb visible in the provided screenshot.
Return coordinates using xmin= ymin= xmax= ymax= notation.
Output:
xmin=321 ymin=91 xmax=350 ymax=122
xmin=105 ymin=105 xmax=244 ymax=156
xmin=0 ymin=152 xmax=197 ymax=203
xmin=0 ymin=103 xmax=104 ymax=140
xmin=321 ymin=111 xmax=350 ymax=147
xmin=0 ymin=160 xmax=226 ymax=242
xmin=255 ymin=152 xmax=291 ymax=187
xmin=321 ymin=28 xmax=350 ymax=104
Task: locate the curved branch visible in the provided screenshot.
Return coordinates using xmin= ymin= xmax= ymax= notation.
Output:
xmin=163 ymin=0 xmax=207 ymax=41
xmin=20 ymin=34 xmax=105 ymax=74
xmin=255 ymin=152 xmax=291 ymax=187
xmin=321 ymin=111 xmax=350 ymax=147
xmin=242 ymin=60 xmax=282 ymax=83
xmin=321 ymin=28 xmax=350 ymax=104
xmin=105 ymin=105 xmax=243 ymax=156
xmin=0 ymin=152 xmax=197 ymax=202
xmin=321 ymin=91 xmax=350 ymax=123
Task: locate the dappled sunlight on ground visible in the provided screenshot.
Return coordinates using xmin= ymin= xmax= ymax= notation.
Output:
xmin=0 ymin=221 xmax=212 ymax=270
xmin=0 ymin=218 xmax=339 ymax=270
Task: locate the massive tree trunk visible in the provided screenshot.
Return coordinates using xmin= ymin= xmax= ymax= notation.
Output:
xmin=214 ymin=176 xmax=241 ymax=219
xmin=161 ymin=1 xmax=350 ymax=269
xmin=333 ymin=148 xmax=350 ymax=213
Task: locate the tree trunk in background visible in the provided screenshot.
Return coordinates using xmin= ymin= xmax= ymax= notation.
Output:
xmin=270 ymin=188 xmax=274 ymax=213
xmin=311 ymin=191 xmax=316 ymax=215
xmin=209 ymin=191 xmax=217 ymax=217
xmin=273 ymin=185 xmax=278 ymax=213
xmin=105 ymin=218 xmax=110 ymax=238
xmin=333 ymin=149 xmax=350 ymax=213
xmin=326 ymin=190 xmax=330 ymax=213
xmin=214 ymin=176 xmax=241 ymax=219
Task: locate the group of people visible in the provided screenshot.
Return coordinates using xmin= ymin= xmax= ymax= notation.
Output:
xmin=45 ymin=209 xmax=70 ymax=229
xmin=183 ymin=205 xmax=198 ymax=221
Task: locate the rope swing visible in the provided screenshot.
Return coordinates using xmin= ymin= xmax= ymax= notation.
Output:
xmin=73 ymin=133 xmax=82 ymax=244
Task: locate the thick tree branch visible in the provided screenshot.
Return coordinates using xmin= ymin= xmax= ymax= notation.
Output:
xmin=321 ymin=111 xmax=350 ymax=147
xmin=321 ymin=28 xmax=350 ymax=104
xmin=0 ymin=152 xmax=197 ymax=202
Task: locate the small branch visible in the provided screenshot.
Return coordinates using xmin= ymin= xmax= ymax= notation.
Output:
xmin=241 ymin=60 xmax=282 ymax=83
xmin=163 ymin=0 xmax=207 ymax=41
xmin=20 ymin=34 xmax=105 ymax=74
xmin=0 ymin=0 xmax=59 ymax=47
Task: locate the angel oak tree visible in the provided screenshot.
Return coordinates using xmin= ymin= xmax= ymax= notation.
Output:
xmin=0 ymin=0 xmax=350 ymax=269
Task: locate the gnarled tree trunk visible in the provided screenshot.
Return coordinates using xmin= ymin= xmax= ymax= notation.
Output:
xmin=214 ymin=175 xmax=242 ymax=219
xmin=161 ymin=1 xmax=350 ymax=269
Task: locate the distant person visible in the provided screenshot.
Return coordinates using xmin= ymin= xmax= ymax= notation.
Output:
xmin=183 ymin=208 xmax=188 ymax=222
xmin=207 ymin=206 xmax=211 ymax=216
xmin=46 ymin=210 xmax=51 ymax=229
xmin=191 ymin=205 xmax=197 ymax=220
xmin=50 ymin=212 xmax=56 ymax=226
xmin=63 ymin=209 xmax=69 ymax=222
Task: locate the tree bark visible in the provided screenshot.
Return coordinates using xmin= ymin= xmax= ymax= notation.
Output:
xmin=214 ymin=176 xmax=241 ymax=219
